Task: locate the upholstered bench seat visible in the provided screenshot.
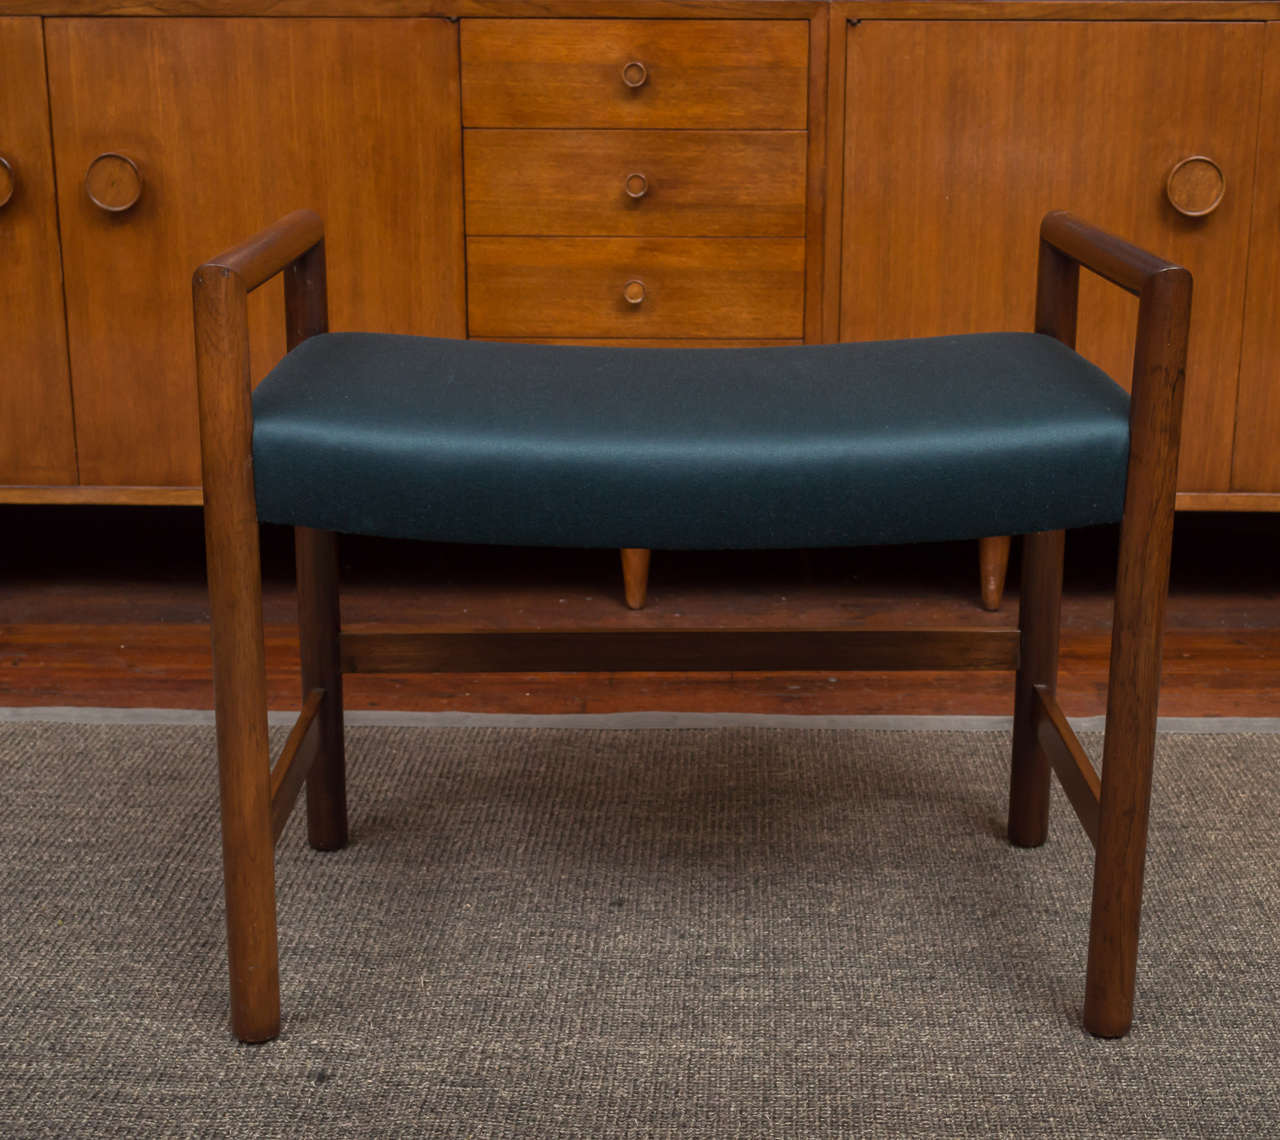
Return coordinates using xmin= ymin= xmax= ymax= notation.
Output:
xmin=252 ymin=331 xmax=1130 ymax=550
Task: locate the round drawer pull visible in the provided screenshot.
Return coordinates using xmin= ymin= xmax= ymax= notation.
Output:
xmin=1166 ymin=155 xmax=1224 ymax=218
xmin=85 ymin=152 xmax=143 ymax=213
xmin=0 ymin=156 xmax=15 ymax=209
xmin=622 ymin=279 xmax=646 ymax=305
xmin=624 ymin=172 xmax=649 ymax=199
xmin=621 ymin=60 xmax=649 ymax=89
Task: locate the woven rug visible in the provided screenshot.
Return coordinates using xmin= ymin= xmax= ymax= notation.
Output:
xmin=2 ymin=722 xmax=1277 ymax=1138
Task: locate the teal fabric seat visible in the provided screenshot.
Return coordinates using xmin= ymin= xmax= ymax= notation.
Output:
xmin=251 ymin=332 xmax=1131 ymax=550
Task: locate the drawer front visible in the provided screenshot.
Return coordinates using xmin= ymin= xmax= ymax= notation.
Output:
xmin=467 ymin=237 xmax=805 ymax=339
xmin=465 ymin=130 xmax=807 ymax=237
xmin=460 ymin=19 xmax=808 ymax=129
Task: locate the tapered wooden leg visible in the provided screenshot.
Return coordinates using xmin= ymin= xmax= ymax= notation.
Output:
xmin=1080 ymin=238 xmax=1189 ymax=1039
xmin=208 ymin=526 xmax=279 ymax=1044
xmin=979 ymin=535 xmax=1012 ymax=611
xmin=1008 ymin=529 xmax=1064 ymax=847
xmin=195 ymin=265 xmax=280 ymax=1043
xmin=1084 ymin=504 xmax=1174 ymax=1036
xmin=621 ymin=548 xmax=651 ymax=610
xmin=296 ymin=526 xmax=347 ymax=851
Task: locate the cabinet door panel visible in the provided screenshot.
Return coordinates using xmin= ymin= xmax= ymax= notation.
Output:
xmin=46 ymin=18 xmax=464 ymax=488
xmin=1234 ymin=24 xmax=1280 ymax=491
xmin=0 ymin=18 xmax=76 ymax=485
xmin=842 ymin=20 xmax=1262 ymax=493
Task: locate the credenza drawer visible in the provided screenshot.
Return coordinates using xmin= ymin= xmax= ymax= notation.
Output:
xmin=460 ymin=19 xmax=808 ymax=129
xmin=465 ymin=130 xmax=807 ymax=237
xmin=467 ymin=237 xmax=805 ymax=339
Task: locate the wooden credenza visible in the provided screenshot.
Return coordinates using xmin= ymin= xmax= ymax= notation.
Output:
xmin=3 ymin=1 xmax=1279 ymax=532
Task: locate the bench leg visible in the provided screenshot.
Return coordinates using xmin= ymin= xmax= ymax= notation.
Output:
xmin=195 ymin=264 xmax=281 ymax=1043
xmin=979 ymin=535 xmax=1012 ymax=611
xmin=1084 ymin=501 xmax=1173 ymax=1037
xmin=1008 ymin=529 xmax=1064 ymax=847
xmin=209 ymin=532 xmax=279 ymax=1044
xmin=296 ymin=526 xmax=347 ymax=851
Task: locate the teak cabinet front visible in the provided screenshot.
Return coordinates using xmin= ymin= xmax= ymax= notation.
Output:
xmin=40 ymin=17 xmax=464 ymax=489
xmin=0 ymin=17 xmax=76 ymax=487
xmin=841 ymin=18 xmax=1262 ymax=497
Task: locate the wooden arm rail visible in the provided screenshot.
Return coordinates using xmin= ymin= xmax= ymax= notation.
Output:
xmin=1013 ymin=208 xmax=1191 ymax=1039
xmin=193 ymin=207 xmax=338 ymax=1043
xmin=199 ymin=208 xmax=323 ymax=294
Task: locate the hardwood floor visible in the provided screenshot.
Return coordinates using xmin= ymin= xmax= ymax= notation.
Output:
xmin=2 ymin=506 xmax=1276 ymax=717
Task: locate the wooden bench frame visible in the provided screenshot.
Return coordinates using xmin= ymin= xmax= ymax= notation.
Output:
xmin=193 ymin=209 xmax=1190 ymax=1043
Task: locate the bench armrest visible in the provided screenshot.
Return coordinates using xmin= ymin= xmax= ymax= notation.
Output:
xmin=1034 ymin=211 xmax=1191 ymax=520
xmin=198 ymin=209 xmax=324 ymax=294
xmin=193 ymin=211 xmax=329 ymax=603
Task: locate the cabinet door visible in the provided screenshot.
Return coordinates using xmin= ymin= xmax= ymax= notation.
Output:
xmin=45 ymin=18 xmax=465 ymax=488
xmin=1234 ymin=23 xmax=1280 ymax=492
xmin=0 ymin=18 xmax=76 ymax=485
xmin=842 ymin=20 xmax=1263 ymax=493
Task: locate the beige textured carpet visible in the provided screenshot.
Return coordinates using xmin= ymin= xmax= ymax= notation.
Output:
xmin=2 ymin=722 xmax=1277 ymax=1138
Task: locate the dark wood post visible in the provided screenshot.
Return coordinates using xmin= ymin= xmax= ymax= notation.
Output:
xmin=284 ymin=241 xmax=347 ymax=851
xmin=1008 ymin=236 xmax=1078 ymax=847
xmin=1085 ymin=263 xmax=1191 ymax=1037
xmin=193 ymin=263 xmax=279 ymax=1044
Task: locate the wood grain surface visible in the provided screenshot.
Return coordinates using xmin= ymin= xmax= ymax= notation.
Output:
xmin=1233 ymin=23 xmax=1280 ymax=492
xmin=44 ymin=16 xmax=465 ymax=487
xmin=465 ymin=129 xmax=807 ymax=237
xmin=467 ymin=236 xmax=806 ymax=338
xmin=841 ymin=18 xmax=1263 ymax=493
xmin=0 ymin=18 xmax=77 ymax=486
xmin=461 ymin=18 xmax=809 ymax=129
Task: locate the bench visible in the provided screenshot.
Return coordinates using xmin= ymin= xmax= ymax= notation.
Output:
xmin=193 ymin=209 xmax=1190 ymax=1043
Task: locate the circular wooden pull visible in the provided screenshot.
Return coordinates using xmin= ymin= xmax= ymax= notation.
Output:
xmin=621 ymin=61 xmax=649 ymax=89
xmin=0 ymin=156 xmax=15 ymax=209
xmin=85 ymin=152 xmax=143 ymax=213
xmin=1166 ymin=155 xmax=1225 ymax=218
xmin=622 ymin=279 xmax=646 ymax=305
xmin=624 ymin=172 xmax=649 ymax=199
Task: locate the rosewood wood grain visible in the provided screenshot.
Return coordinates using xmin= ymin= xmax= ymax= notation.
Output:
xmin=45 ymin=17 xmax=465 ymax=488
xmin=283 ymin=239 xmax=349 ymax=853
xmin=339 ymin=628 xmax=1022 ymax=675
xmin=464 ymin=129 xmax=807 ymax=237
xmin=7 ymin=620 xmax=1280 ymax=718
xmin=460 ymin=19 xmax=809 ymax=130
xmin=268 ymin=687 xmax=323 ymax=843
xmin=1033 ymin=684 xmax=1101 ymax=847
xmin=1008 ymin=528 xmax=1064 ymax=847
xmin=467 ymin=236 xmax=806 ymax=339
xmin=841 ymin=18 xmax=1260 ymax=494
xmin=1034 ymin=211 xmax=1192 ymax=1038
xmin=194 ymin=207 xmax=331 ymax=1042
xmin=193 ymin=255 xmax=280 ymax=1044
xmin=0 ymin=18 xmax=77 ymax=487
